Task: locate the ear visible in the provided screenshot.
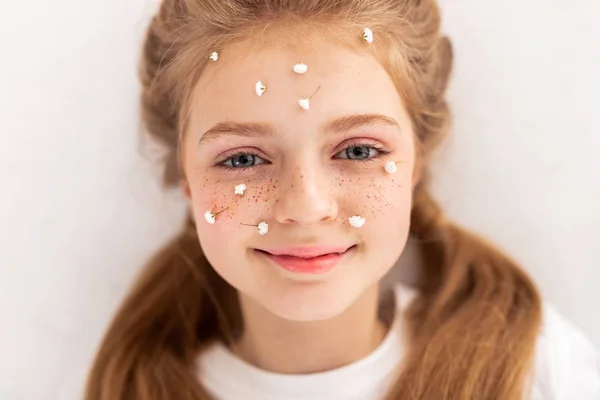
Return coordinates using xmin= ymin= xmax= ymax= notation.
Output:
xmin=180 ymin=179 xmax=192 ymax=201
xmin=411 ymin=146 xmax=423 ymax=189
xmin=180 ymin=179 xmax=197 ymax=222
xmin=412 ymin=167 xmax=421 ymax=189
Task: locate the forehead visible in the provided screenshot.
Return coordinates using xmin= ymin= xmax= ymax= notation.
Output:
xmin=189 ymin=37 xmax=407 ymax=136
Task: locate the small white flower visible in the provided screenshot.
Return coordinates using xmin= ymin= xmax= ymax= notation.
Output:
xmin=298 ymin=85 xmax=321 ymax=111
xmin=348 ymin=215 xmax=366 ymax=228
xmin=255 ymin=80 xmax=266 ymax=97
xmin=204 ymin=210 xmax=216 ymax=224
xmin=209 ymin=51 xmax=219 ymax=61
xmin=204 ymin=207 xmax=229 ymax=224
xmin=298 ymin=98 xmax=311 ymax=110
xmin=384 ymin=161 xmax=398 ymax=174
xmin=362 ymin=27 xmax=373 ymax=43
xmin=293 ymin=63 xmax=308 ymax=74
xmin=258 ymin=221 xmax=269 ymax=235
xmin=234 ymin=183 xmax=247 ymax=196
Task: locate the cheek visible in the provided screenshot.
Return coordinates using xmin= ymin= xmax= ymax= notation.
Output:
xmin=350 ymin=172 xmax=413 ymax=268
xmin=189 ymin=174 xmax=279 ymax=287
xmin=189 ymin=173 xmax=277 ymax=230
xmin=334 ymin=166 xmax=412 ymax=226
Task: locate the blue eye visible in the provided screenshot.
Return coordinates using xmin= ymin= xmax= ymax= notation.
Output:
xmin=336 ymin=145 xmax=380 ymax=161
xmin=221 ymin=153 xmax=266 ymax=168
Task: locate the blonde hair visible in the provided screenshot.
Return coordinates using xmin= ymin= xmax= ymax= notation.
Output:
xmin=85 ymin=0 xmax=542 ymax=398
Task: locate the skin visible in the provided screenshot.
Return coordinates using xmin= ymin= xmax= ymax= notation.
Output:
xmin=181 ymin=36 xmax=418 ymax=373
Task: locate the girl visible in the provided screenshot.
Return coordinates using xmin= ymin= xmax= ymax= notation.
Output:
xmin=85 ymin=0 xmax=599 ymax=399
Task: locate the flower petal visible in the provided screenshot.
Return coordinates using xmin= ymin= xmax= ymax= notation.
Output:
xmin=362 ymin=28 xmax=373 ymax=43
xmin=204 ymin=210 xmax=216 ymax=224
xmin=255 ymin=80 xmax=266 ymax=97
xmin=298 ymin=98 xmax=310 ymax=110
xmin=384 ymin=161 xmax=398 ymax=174
xmin=234 ymin=183 xmax=247 ymax=196
xmin=258 ymin=221 xmax=269 ymax=235
xmin=293 ymin=63 xmax=308 ymax=74
xmin=348 ymin=215 xmax=366 ymax=228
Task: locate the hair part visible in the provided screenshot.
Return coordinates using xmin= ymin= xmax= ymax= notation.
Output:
xmin=86 ymin=1 xmax=542 ymax=399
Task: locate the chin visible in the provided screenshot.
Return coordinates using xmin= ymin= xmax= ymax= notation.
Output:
xmin=257 ymin=280 xmax=365 ymax=322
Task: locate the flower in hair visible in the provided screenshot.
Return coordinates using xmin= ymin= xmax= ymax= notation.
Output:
xmin=204 ymin=207 xmax=229 ymax=224
xmin=362 ymin=28 xmax=373 ymax=43
xmin=298 ymin=85 xmax=322 ymax=111
xmin=348 ymin=215 xmax=366 ymax=228
xmin=384 ymin=161 xmax=398 ymax=174
xmin=234 ymin=183 xmax=247 ymax=196
xmin=255 ymin=80 xmax=267 ymax=97
xmin=209 ymin=51 xmax=219 ymax=61
xmin=293 ymin=63 xmax=308 ymax=74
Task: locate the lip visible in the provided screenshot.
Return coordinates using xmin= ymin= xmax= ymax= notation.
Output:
xmin=256 ymin=245 xmax=355 ymax=275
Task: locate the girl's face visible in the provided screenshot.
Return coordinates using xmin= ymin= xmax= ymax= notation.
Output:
xmin=182 ymin=38 xmax=417 ymax=321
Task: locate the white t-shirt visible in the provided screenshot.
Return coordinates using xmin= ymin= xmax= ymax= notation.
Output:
xmin=195 ymin=284 xmax=600 ymax=400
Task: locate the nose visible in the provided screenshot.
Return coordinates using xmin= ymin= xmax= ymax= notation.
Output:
xmin=272 ymin=165 xmax=338 ymax=226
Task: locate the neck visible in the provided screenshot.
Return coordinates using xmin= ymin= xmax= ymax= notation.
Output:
xmin=234 ymin=284 xmax=387 ymax=374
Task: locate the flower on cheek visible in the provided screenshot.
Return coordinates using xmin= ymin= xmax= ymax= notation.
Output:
xmin=348 ymin=215 xmax=366 ymax=228
xmin=209 ymin=51 xmax=219 ymax=61
xmin=204 ymin=207 xmax=229 ymax=224
xmin=258 ymin=221 xmax=269 ymax=235
xmin=234 ymin=183 xmax=247 ymax=196
xmin=384 ymin=160 xmax=408 ymax=175
xmin=204 ymin=210 xmax=216 ymax=224
xmin=241 ymin=221 xmax=269 ymax=235
xmin=384 ymin=161 xmax=398 ymax=174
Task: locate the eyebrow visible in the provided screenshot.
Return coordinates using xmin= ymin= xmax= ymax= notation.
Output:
xmin=323 ymin=114 xmax=400 ymax=135
xmin=198 ymin=121 xmax=278 ymax=145
xmin=197 ymin=113 xmax=400 ymax=146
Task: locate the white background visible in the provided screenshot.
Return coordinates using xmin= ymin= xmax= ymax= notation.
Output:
xmin=0 ymin=0 xmax=598 ymax=398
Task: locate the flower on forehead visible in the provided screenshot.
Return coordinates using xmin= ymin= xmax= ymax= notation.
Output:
xmin=293 ymin=63 xmax=308 ymax=74
xmin=298 ymin=98 xmax=311 ymax=110
xmin=348 ymin=215 xmax=366 ymax=228
xmin=384 ymin=161 xmax=398 ymax=174
xmin=209 ymin=51 xmax=219 ymax=61
xmin=234 ymin=183 xmax=247 ymax=196
xmin=255 ymin=80 xmax=267 ymax=97
xmin=298 ymin=85 xmax=322 ymax=111
xmin=204 ymin=207 xmax=229 ymax=224
xmin=362 ymin=28 xmax=373 ymax=43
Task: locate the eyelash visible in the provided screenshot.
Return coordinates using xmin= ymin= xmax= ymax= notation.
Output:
xmin=215 ymin=141 xmax=390 ymax=172
xmin=214 ymin=150 xmax=268 ymax=172
xmin=337 ymin=141 xmax=391 ymax=164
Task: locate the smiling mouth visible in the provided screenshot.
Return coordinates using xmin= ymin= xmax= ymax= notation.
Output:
xmin=255 ymin=245 xmax=356 ymax=274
